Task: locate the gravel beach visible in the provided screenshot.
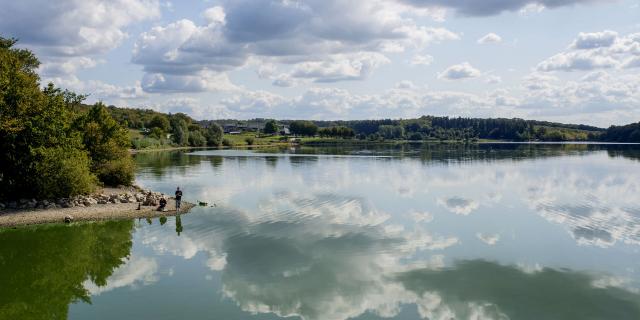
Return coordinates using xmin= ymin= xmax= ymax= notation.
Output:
xmin=0 ymin=187 xmax=195 ymax=228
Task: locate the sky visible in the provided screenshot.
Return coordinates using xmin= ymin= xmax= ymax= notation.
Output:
xmin=0 ymin=0 xmax=639 ymax=127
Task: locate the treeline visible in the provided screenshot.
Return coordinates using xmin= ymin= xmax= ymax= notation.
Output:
xmin=208 ymin=116 xmax=637 ymax=142
xmin=0 ymin=37 xmax=134 ymax=199
xmin=278 ymin=116 xmax=607 ymax=142
xmin=599 ymin=122 xmax=640 ymax=142
xmin=76 ymin=105 xmax=224 ymax=149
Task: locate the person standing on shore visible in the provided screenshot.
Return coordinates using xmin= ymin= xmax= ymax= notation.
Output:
xmin=175 ymin=187 xmax=183 ymax=211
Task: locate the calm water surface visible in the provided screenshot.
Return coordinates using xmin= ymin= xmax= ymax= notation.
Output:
xmin=2 ymin=144 xmax=640 ymax=320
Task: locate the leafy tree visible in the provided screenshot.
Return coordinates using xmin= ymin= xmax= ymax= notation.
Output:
xmin=290 ymin=120 xmax=318 ymax=136
xmin=74 ymin=103 xmax=135 ymax=186
xmin=264 ymin=120 xmax=279 ymax=134
xmin=188 ymin=130 xmax=207 ymax=146
xmin=171 ymin=119 xmax=189 ymax=146
xmin=204 ymin=123 xmax=223 ymax=146
xmin=148 ymin=114 xmax=170 ymax=132
xmin=149 ymin=127 xmax=164 ymax=139
xmin=378 ymin=125 xmax=404 ymax=140
xmin=0 ymin=37 xmax=95 ymax=198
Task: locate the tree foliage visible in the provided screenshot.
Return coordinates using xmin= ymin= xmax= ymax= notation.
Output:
xmin=290 ymin=120 xmax=318 ymax=136
xmin=0 ymin=37 xmax=133 ymax=199
xmin=263 ymin=119 xmax=279 ymax=134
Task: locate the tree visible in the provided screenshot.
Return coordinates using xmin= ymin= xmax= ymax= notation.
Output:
xmin=264 ymin=120 xmax=279 ymax=134
xmin=148 ymin=115 xmax=170 ymax=132
xmin=290 ymin=120 xmax=318 ymax=136
xmin=204 ymin=123 xmax=223 ymax=146
xmin=188 ymin=130 xmax=207 ymax=146
xmin=0 ymin=37 xmax=95 ymax=198
xmin=75 ymin=103 xmax=135 ymax=186
xmin=378 ymin=125 xmax=404 ymax=140
xmin=171 ymin=119 xmax=189 ymax=145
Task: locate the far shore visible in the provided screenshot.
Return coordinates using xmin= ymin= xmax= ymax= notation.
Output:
xmin=0 ymin=187 xmax=195 ymax=228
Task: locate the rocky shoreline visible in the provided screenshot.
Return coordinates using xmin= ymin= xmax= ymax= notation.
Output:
xmin=0 ymin=186 xmax=194 ymax=228
xmin=0 ymin=185 xmax=169 ymax=210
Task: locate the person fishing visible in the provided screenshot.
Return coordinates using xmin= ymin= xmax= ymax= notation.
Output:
xmin=175 ymin=187 xmax=183 ymax=211
xmin=158 ymin=197 xmax=167 ymax=212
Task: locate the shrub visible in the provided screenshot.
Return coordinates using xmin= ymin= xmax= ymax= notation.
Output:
xmin=408 ymin=132 xmax=423 ymax=141
xmin=188 ymin=130 xmax=207 ymax=146
xmin=96 ymin=157 xmax=136 ymax=187
xmin=245 ymin=137 xmax=255 ymax=145
xmin=222 ymin=138 xmax=234 ymax=147
xmin=205 ymin=123 xmax=223 ymax=146
xmin=34 ymin=147 xmax=97 ymax=198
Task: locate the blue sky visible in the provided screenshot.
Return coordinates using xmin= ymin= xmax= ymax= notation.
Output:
xmin=1 ymin=0 xmax=639 ymax=126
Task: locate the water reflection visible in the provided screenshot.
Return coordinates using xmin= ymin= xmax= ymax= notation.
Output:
xmin=3 ymin=144 xmax=640 ymax=320
xmin=397 ymin=260 xmax=640 ymax=320
xmin=0 ymin=221 xmax=134 ymax=320
xmin=138 ymin=192 xmax=640 ymax=319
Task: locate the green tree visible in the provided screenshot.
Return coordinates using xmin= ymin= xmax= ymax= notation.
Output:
xmin=148 ymin=114 xmax=170 ymax=132
xmin=290 ymin=120 xmax=318 ymax=136
xmin=264 ymin=120 xmax=279 ymax=134
xmin=0 ymin=37 xmax=95 ymax=198
xmin=171 ymin=119 xmax=189 ymax=146
xmin=188 ymin=130 xmax=207 ymax=146
xmin=75 ymin=103 xmax=135 ymax=186
xmin=204 ymin=123 xmax=223 ymax=146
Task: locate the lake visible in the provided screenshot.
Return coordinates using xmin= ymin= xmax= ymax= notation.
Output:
xmin=2 ymin=143 xmax=640 ymax=320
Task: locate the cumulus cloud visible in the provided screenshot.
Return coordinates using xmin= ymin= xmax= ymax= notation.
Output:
xmin=476 ymin=233 xmax=501 ymax=245
xmin=477 ymin=33 xmax=502 ymax=44
xmin=397 ymin=0 xmax=609 ymax=16
xmin=131 ymin=1 xmax=459 ymax=91
xmin=438 ymin=62 xmax=481 ymax=80
xmin=537 ymin=50 xmax=618 ymax=71
xmin=437 ymin=196 xmax=480 ymax=215
xmin=572 ymin=30 xmax=618 ymax=49
xmin=410 ymin=54 xmax=434 ymax=66
xmin=538 ymin=31 xmax=640 ymax=72
xmin=0 ymin=0 xmax=160 ymax=57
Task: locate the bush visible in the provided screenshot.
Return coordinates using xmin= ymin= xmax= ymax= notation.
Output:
xmin=245 ymin=137 xmax=255 ymax=145
xmin=34 ymin=147 xmax=97 ymax=198
xmin=96 ymin=157 xmax=136 ymax=187
xmin=205 ymin=123 xmax=223 ymax=146
xmin=408 ymin=132 xmax=423 ymax=141
xmin=222 ymin=138 xmax=234 ymax=147
xmin=188 ymin=130 xmax=207 ymax=146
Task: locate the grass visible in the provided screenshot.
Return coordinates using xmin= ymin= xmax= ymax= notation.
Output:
xmin=222 ymin=132 xmax=289 ymax=147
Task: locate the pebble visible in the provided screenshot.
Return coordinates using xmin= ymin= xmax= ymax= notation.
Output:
xmin=1 ymin=186 xmax=172 ymax=213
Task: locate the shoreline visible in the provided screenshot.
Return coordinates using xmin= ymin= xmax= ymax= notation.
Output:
xmin=0 ymin=186 xmax=195 ymax=228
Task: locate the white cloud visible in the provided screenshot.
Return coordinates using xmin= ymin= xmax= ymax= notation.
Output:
xmin=437 ymin=197 xmax=480 ymax=215
xmin=141 ymin=71 xmax=240 ymax=93
xmin=0 ymin=0 xmax=160 ymax=57
xmin=519 ymin=3 xmax=546 ymax=15
xmin=572 ymin=30 xmax=618 ymax=49
xmin=438 ymin=62 xmax=482 ymax=80
xmin=477 ymin=33 xmax=502 ymax=44
xmin=131 ymin=1 xmax=459 ymax=92
xmin=537 ymin=50 xmax=618 ymax=71
xmin=538 ymin=31 xmax=640 ymax=72
xmin=410 ymin=54 xmax=434 ymax=66
xmin=476 ymin=233 xmax=501 ymax=245
xmin=398 ymin=0 xmax=610 ymax=16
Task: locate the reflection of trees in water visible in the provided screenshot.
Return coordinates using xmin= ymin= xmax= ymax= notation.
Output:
xmin=134 ymin=150 xmax=214 ymax=178
xmin=134 ymin=144 xmax=640 ymax=179
xmin=397 ymin=260 xmax=640 ymax=320
xmin=257 ymin=143 xmax=640 ymax=164
xmin=0 ymin=220 xmax=134 ymax=320
xmin=606 ymin=146 xmax=640 ymax=161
